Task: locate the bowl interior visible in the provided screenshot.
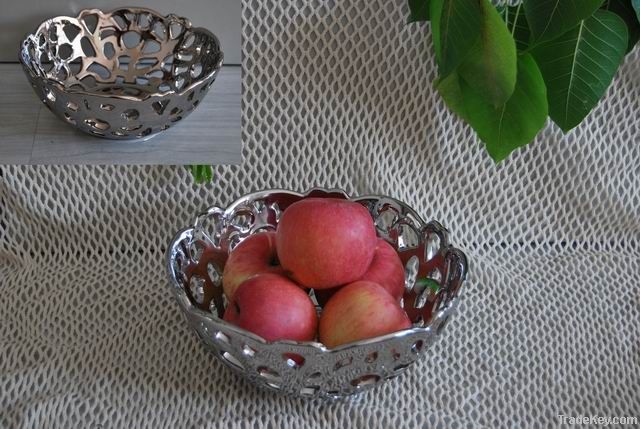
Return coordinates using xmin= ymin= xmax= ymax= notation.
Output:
xmin=21 ymin=8 xmax=223 ymax=98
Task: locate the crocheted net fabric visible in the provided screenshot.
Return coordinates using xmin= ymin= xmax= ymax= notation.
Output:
xmin=1 ymin=1 xmax=639 ymax=427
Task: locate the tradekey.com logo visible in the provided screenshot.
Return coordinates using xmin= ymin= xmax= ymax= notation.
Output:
xmin=557 ymin=415 xmax=638 ymax=426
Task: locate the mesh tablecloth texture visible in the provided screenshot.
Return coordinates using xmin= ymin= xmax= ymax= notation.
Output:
xmin=1 ymin=0 xmax=639 ymax=427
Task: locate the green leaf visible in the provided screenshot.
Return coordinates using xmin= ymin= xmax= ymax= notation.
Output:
xmin=603 ymin=0 xmax=640 ymax=52
xmin=531 ymin=10 xmax=628 ymax=132
xmin=189 ymin=165 xmax=213 ymax=183
xmin=408 ymin=0 xmax=430 ymax=23
xmin=435 ymin=70 xmax=469 ymax=121
xmin=437 ymin=54 xmax=548 ymax=162
xmin=634 ymin=0 xmax=640 ymax=20
xmin=430 ymin=0 xmax=482 ymax=76
xmin=523 ymin=0 xmax=605 ymax=43
xmin=416 ymin=278 xmax=441 ymax=293
xmin=499 ymin=4 xmax=532 ymax=51
xmin=458 ymin=0 xmax=517 ymax=107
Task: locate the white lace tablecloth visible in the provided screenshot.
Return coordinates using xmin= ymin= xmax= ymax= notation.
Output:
xmin=1 ymin=1 xmax=639 ymax=427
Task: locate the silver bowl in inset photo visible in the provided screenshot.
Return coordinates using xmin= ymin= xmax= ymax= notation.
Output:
xmin=166 ymin=188 xmax=469 ymax=399
xmin=19 ymin=7 xmax=223 ymax=140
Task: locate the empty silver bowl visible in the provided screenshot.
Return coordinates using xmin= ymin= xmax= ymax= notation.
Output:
xmin=19 ymin=7 xmax=223 ymax=140
xmin=166 ymin=188 xmax=469 ymax=399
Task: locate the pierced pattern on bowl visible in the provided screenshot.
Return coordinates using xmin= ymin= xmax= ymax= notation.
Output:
xmin=19 ymin=7 xmax=223 ymax=140
xmin=167 ymin=188 xmax=468 ymax=399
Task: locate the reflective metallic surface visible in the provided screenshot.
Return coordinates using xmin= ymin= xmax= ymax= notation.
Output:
xmin=20 ymin=7 xmax=223 ymax=140
xmin=166 ymin=188 xmax=469 ymax=399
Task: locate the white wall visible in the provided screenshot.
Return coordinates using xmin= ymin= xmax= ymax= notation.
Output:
xmin=1 ymin=0 xmax=240 ymax=64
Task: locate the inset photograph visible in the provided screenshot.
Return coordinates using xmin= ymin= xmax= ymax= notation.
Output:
xmin=1 ymin=1 xmax=240 ymax=164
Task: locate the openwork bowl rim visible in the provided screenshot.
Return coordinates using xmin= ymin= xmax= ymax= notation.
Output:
xmin=19 ymin=6 xmax=224 ymax=102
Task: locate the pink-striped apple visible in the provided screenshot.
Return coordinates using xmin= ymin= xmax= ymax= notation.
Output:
xmin=359 ymin=238 xmax=405 ymax=300
xmin=223 ymin=273 xmax=317 ymax=342
xmin=319 ymin=281 xmax=411 ymax=348
xmin=276 ymin=198 xmax=377 ymax=289
xmin=222 ymin=231 xmax=285 ymax=300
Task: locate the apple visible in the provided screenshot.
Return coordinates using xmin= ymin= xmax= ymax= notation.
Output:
xmin=318 ymin=281 xmax=411 ymax=348
xmin=222 ymin=231 xmax=285 ymax=300
xmin=223 ymin=273 xmax=318 ymax=342
xmin=359 ymin=238 xmax=405 ymax=300
xmin=276 ymin=198 xmax=377 ymax=289
xmin=314 ymin=239 xmax=405 ymax=305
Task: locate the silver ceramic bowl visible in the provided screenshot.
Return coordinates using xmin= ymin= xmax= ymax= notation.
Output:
xmin=166 ymin=188 xmax=468 ymax=399
xmin=19 ymin=7 xmax=223 ymax=140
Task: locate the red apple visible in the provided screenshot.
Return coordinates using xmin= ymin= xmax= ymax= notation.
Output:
xmin=222 ymin=231 xmax=285 ymax=300
xmin=276 ymin=198 xmax=377 ymax=289
xmin=318 ymin=281 xmax=411 ymax=348
xmin=223 ymin=273 xmax=318 ymax=342
xmin=359 ymin=239 xmax=405 ymax=300
xmin=315 ymin=240 xmax=405 ymax=304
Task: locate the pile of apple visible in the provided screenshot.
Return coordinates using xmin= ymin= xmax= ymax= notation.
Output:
xmin=222 ymin=198 xmax=411 ymax=348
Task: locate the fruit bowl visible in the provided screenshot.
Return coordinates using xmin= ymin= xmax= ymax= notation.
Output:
xmin=19 ymin=7 xmax=223 ymax=140
xmin=166 ymin=188 xmax=468 ymax=399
